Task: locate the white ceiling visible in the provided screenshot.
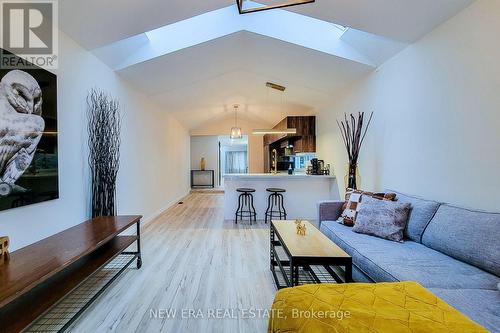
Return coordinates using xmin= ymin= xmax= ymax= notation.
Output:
xmin=93 ymin=4 xmax=380 ymax=70
xmin=60 ymin=0 xmax=233 ymax=50
xmin=261 ymin=0 xmax=475 ymax=43
xmin=59 ymin=0 xmax=475 ymax=131
xmin=60 ymin=0 xmax=474 ymax=49
xmin=118 ymin=32 xmax=372 ymax=130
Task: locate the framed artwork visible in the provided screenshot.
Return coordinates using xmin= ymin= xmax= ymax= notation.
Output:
xmin=0 ymin=49 xmax=58 ymax=211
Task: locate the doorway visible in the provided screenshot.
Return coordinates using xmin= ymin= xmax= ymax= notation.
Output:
xmin=218 ymin=135 xmax=248 ymax=186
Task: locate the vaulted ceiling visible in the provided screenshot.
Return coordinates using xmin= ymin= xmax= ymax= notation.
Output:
xmin=117 ymin=31 xmax=373 ymax=130
xmin=60 ymin=0 xmax=475 ymax=131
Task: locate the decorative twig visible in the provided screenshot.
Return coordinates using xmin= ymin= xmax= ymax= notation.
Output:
xmin=336 ymin=112 xmax=374 ymax=189
xmin=87 ymin=89 xmax=121 ymax=218
xmin=359 ymin=112 xmax=374 ymax=148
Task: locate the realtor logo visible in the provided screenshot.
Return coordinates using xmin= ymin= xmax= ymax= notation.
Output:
xmin=1 ymin=0 xmax=58 ymax=69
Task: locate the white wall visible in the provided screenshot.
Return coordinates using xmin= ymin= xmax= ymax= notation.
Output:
xmin=317 ymin=0 xmax=500 ymax=211
xmin=0 ymin=31 xmax=190 ymax=251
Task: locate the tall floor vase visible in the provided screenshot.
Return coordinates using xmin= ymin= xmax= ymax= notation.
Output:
xmin=345 ymin=163 xmax=361 ymax=190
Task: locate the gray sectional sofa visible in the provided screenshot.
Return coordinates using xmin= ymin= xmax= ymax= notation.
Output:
xmin=317 ymin=190 xmax=500 ymax=332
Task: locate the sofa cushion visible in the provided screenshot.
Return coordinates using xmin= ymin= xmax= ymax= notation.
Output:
xmin=352 ymin=264 xmax=374 ymax=283
xmin=320 ymin=221 xmax=500 ymax=289
xmin=386 ymin=190 xmax=441 ymax=243
xmin=352 ymin=196 xmax=411 ymax=242
xmin=422 ymin=204 xmax=500 ymax=277
xmin=429 ymin=288 xmax=500 ymax=333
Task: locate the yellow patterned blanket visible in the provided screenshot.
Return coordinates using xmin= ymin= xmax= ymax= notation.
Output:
xmin=268 ymin=282 xmax=488 ymax=333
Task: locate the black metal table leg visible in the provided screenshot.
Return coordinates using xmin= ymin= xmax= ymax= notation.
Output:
xmin=290 ymin=258 xmax=300 ymax=287
xmin=345 ymin=260 xmax=352 ymax=282
xmin=136 ymin=220 xmax=142 ymax=269
xmin=270 ymin=224 xmax=274 ymax=270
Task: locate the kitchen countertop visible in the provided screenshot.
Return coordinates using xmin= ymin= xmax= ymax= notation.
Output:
xmin=223 ymin=173 xmax=339 ymax=220
xmin=223 ymin=173 xmax=336 ymax=180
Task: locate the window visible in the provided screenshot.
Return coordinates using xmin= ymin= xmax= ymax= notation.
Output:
xmin=225 ymin=151 xmax=248 ymax=174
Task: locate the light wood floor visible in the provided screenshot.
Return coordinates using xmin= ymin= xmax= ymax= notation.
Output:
xmin=70 ymin=192 xmax=276 ymax=333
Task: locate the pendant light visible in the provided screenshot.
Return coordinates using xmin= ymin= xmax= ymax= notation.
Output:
xmin=252 ymin=82 xmax=297 ymax=135
xmin=230 ymin=104 xmax=242 ymax=139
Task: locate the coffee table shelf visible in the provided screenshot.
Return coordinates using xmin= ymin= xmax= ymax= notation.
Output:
xmin=270 ymin=220 xmax=352 ymax=289
xmin=271 ymin=266 xmax=344 ymax=288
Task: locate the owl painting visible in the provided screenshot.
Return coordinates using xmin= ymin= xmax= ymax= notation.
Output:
xmin=0 ymin=70 xmax=45 ymax=195
xmin=0 ymin=49 xmax=58 ymax=211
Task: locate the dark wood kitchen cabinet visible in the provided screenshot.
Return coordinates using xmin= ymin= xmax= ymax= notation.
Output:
xmin=265 ymin=116 xmax=316 ymax=152
xmin=293 ymin=135 xmax=316 ymax=153
xmin=263 ymin=116 xmax=315 ymax=143
xmin=287 ymin=116 xmax=315 ymax=136
xmin=263 ymin=134 xmax=273 ymax=145
xmin=262 ymin=116 xmax=316 ymax=170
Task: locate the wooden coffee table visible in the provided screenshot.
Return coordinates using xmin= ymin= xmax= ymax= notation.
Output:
xmin=270 ymin=220 xmax=352 ymax=289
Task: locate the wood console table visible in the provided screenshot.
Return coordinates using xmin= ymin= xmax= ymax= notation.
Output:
xmin=0 ymin=215 xmax=142 ymax=333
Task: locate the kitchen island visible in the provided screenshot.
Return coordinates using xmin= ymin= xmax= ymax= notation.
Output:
xmin=223 ymin=174 xmax=339 ymax=222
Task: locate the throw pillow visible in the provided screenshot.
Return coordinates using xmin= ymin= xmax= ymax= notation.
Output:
xmin=340 ymin=188 xmax=397 ymax=226
xmin=352 ymin=196 xmax=411 ymax=242
xmin=345 ymin=188 xmax=397 ymax=202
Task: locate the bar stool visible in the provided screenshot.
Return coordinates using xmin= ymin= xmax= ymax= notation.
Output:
xmin=265 ymin=188 xmax=287 ymax=224
xmin=235 ymin=188 xmax=257 ymax=224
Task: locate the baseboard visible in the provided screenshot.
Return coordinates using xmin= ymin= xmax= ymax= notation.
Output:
xmin=190 ymin=187 xmax=224 ymax=193
xmin=141 ymin=191 xmax=190 ymax=226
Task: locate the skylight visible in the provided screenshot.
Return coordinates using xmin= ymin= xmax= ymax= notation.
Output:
xmin=93 ymin=1 xmax=374 ymax=70
xmin=332 ymin=23 xmax=349 ymax=36
xmin=236 ymin=0 xmax=315 ymax=14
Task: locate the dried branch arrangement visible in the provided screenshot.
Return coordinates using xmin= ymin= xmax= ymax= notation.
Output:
xmin=337 ymin=112 xmax=373 ymax=189
xmin=87 ymin=89 xmax=121 ymax=218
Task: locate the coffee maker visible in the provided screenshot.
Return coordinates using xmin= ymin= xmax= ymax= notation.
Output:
xmin=309 ymin=158 xmax=324 ymax=175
